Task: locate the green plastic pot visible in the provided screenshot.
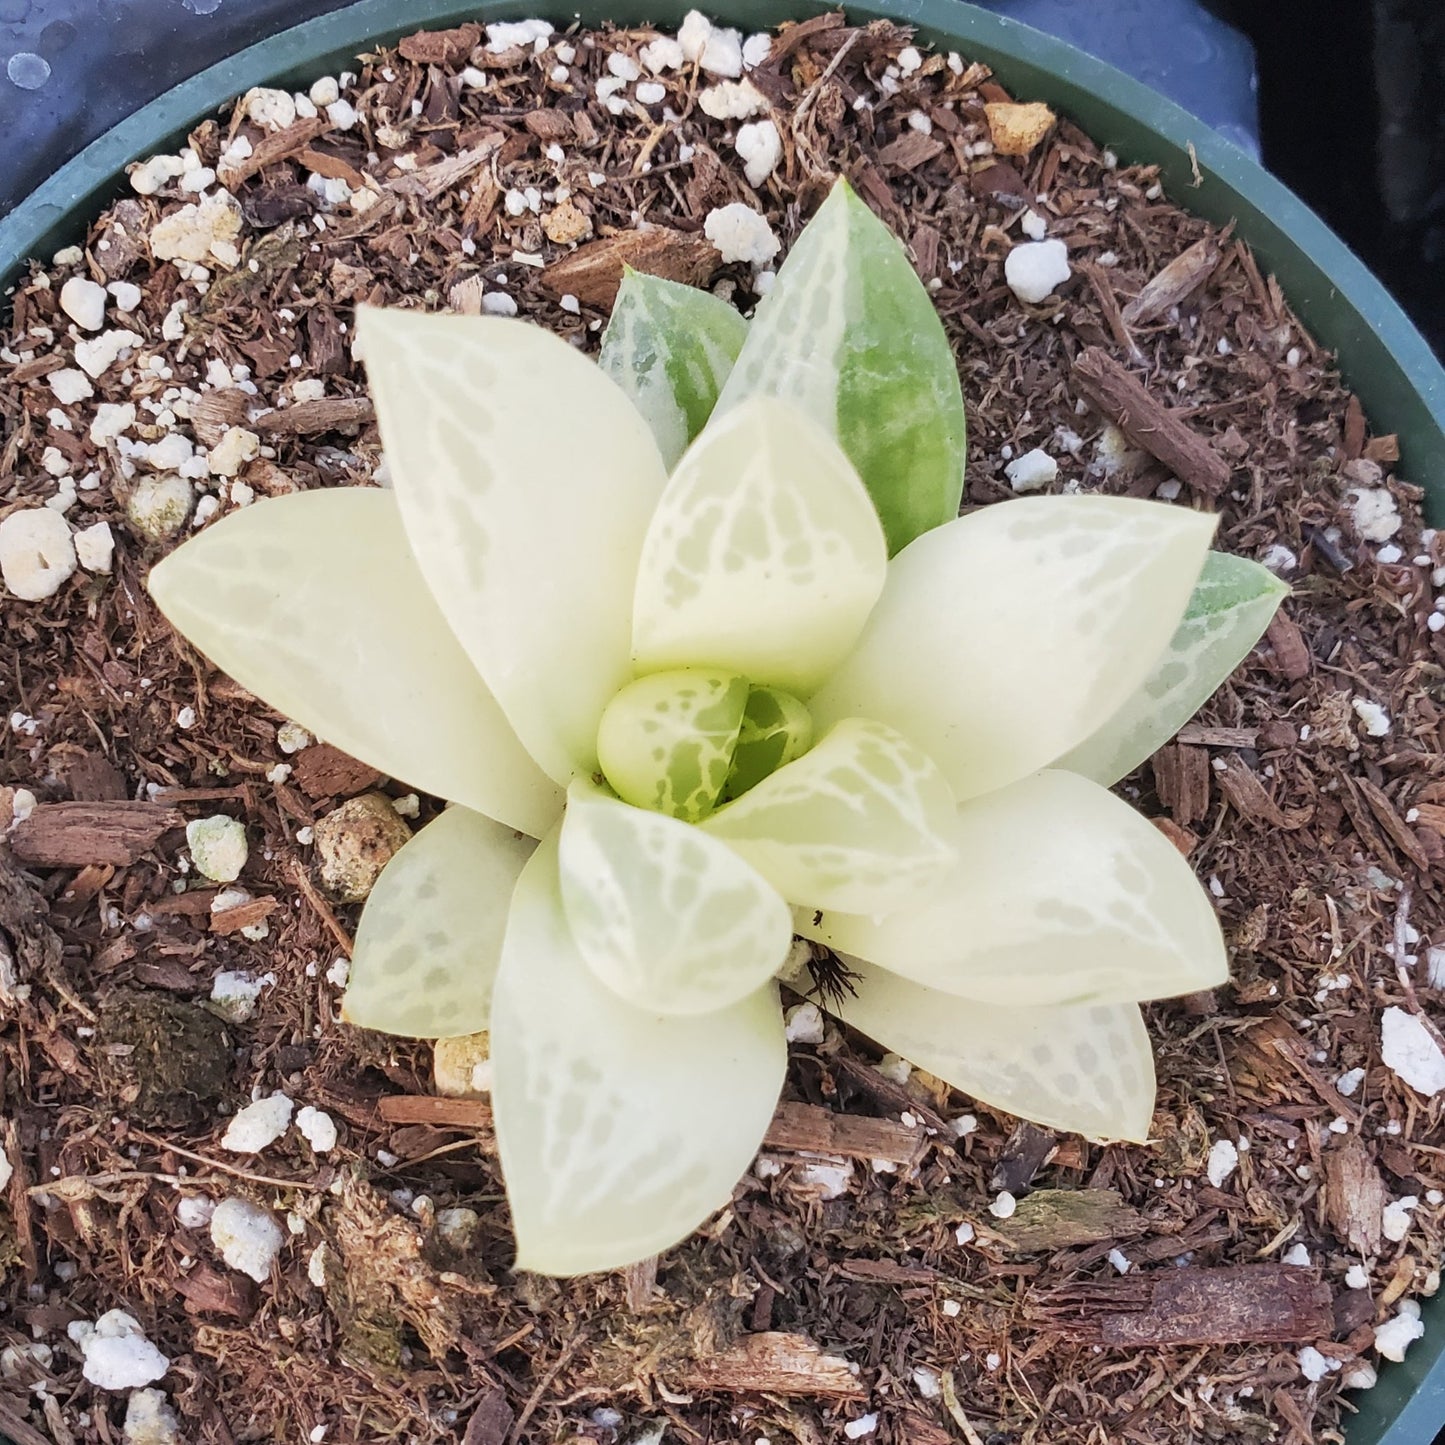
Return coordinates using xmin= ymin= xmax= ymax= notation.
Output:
xmin=1 ymin=4 xmax=1441 ymax=1442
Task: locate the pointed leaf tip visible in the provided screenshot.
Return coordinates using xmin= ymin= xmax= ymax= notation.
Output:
xmin=715 ymin=179 xmax=966 ymax=553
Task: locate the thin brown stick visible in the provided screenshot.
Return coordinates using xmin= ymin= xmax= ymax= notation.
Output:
xmin=289 ymin=859 xmax=354 ymax=958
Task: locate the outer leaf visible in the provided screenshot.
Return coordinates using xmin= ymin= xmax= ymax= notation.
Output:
xmin=702 ymin=718 xmax=958 ymax=914
xmin=631 ymin=396 xmax=887 ymax=695
xmin=795 ymin=770 xmax=1226 ymax=1006
xmin=345 ymin=807 xmax=534 ymax=1037
xmin=357 ymin=308 xmax=669 ymax=785
xmin=147 ymin=489 xmax=563 ymax=837
xmin=830 ymin=959 xmax=1157 ymax=1142
xmin=600 ymin=267 xmax=749 ymax=470
xmin=557 ymin=782 xmax=792 ymax=1014
xmin=1055 ymin=552 xmax=1289 ymax=785
xmin=491 ymin=834 xmax=787 ymax=1276
xmin=808 ymin=495 xmax=1218 ymax=803
xmin=713 ymin=179 xmax=966 ymax=554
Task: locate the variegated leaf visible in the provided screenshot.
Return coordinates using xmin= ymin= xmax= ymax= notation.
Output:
xmin=713 ymin=179 xmax=966 ymax=554
xmin=796 ymin=770 xmax=1226 ymax=1006
xmin=631 ymin=395 xmax=887 ymax=695
xmin=557 ymin=782 xmax=792 ymax=1014
xmin=491 ymin=834 xmax=787 ymax=1275
xmin=600 ymin=267 xmax=749 ymax=470
xmin=1056 ymin=551 xmax=1289 ymax=785
xmin=809 ymin=495 xmax=1217 ymax=803
xmin=595 ymin=668 xmax=748 ymax=822
xmin=147 ymin=488 xmax=563 ymax=837
xmin=702 ymin=718 xmax=957 ymax=914
xmin=357 ymin=307 xmax=669 ymax=784
xmin=345 ymin=807 xmax=534 ymax=1037
xmin=831 ymin=959 xmax=1157 ymax=1142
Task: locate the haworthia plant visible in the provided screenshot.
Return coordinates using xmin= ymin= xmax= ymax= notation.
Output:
xmin=714 ymin=180 xmax=968 ymax=555
xmin=1055 ymin=551 xmax=1289 ymax=785
xmin=144 ymin=177 xmax=1284 ymax=1280
xmin=600 ymin=267 xmax=749 ymax=471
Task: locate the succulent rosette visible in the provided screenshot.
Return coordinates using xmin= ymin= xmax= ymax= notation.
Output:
xmin=149 ymin=182 xmax=1286 ymax=1275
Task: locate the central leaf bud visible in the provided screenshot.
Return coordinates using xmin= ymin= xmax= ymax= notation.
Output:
xmin=597 ymin=669 xmax=813 ymax=822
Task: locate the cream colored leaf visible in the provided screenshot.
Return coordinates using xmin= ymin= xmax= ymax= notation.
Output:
xmin=357 ymin=307 xmax=669 ymax=784
xmin=831 ymin=959 xmax=1157 ymax=1141
xmin=345 ymin=807 xmax=534 ymax=1037
xmin=491 ymin=834 xmax=787 ymax=1275
xmin=147 ymin=488 xmax=563 ymax=836
xmin=557 ymin=782 xmax=792 ymax=1014
xmin=797 ymin=770 xmax=1226 ymax=1006
xmin=702 ymin=718 xmax=957 ymax=913
xmin=1056 ymin=551 xmax=1289 ymax=786
xmin=631 ymin=395 xmax=887 ymax=695
xmin=808 ymin=495 xmax=1217 ymax=802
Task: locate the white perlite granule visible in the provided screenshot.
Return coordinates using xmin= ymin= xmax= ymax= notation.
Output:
xmin=210 ymin=1196 xmax=284 ymax=1282
xmin=0 ymin=508 xmax=76 ymax=600
xmin=296 ymin=1105 xmax=338 ymax=1153
xmin=1205 ymin=1138 xmax=1239 ymax=1188
xmin=186 ymin=814 xmax=248 ymax=882
xmin=68 ymin=1311 xmax=169 ymax=1390
xmin=1005 ymin=447 xmax=1058 ymax=492
xmin=1380 ymin=1007 xmax=1445 ymax=1096
xmin=703 ymin=203 xmax=780 ymax=265
xmin=221 ymin=1093 xmax=293 ymax=1153
xmin=1004 ymin=238 xmax=1071 ymax=303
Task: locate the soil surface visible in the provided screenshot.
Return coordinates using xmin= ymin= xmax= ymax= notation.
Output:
xmin=1 ymin=14 xmax=1443 ymax=1445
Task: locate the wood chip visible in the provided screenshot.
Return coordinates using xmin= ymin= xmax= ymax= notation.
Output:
xmin=252 ymin=396 xmax=375 ymax=436
xmin=764 ymin=1100 xmax=928 ymax=1168
xmin=1265 ymin=610 xmax=1312 ymax=680
xmin=835 ymin=1257 xmax=939 ymax=1285
xmin=876 ymin=131 xmax=946 ymax=172
xmin=1214 ymin=755 xmax=1300 ymax=829
xmin=1030 ymin=1265 xmax=1332 ymax=1345
xmin=374 ymin=1095 xmax=928 ymax=1169
xmin=397 ymin=23 xmax=482 ymax=65
xmin=992 ymin=1189 xmax=1146 ymax=1253
xmin=674 ymin=1332 xmax=865 ymax=1398
xmin=290 ymin=743 xmax=384 ymax=800
xmin=1152 ymin=743 xmax=1211 ymax=827
xmin=990 ymin=1121 xmax=1057 ymax=1193
xmin=1322 ymin=1136 xmax=1386 ymax=1255
xmin=218 ymin=117 xmax=329 ymax=189
xmin=1122 ymin=238 xmax=1222 ymax=326
xmin=210 ymin=896 xmax=279 ymax=935
xmin=538 ymin=228 xmax=719 ymax=308
xmin=461 ymin=1386 xmax=515 ymax=1445
xmin=1354 ymin=777 xmax=1432 ymax=871
xmin=8 ymin=803 xmax=184 ymax=868
xmin=176 ymin=1261 xmax=259 ymax=1319
xmin=1071 ymin=347 xmax=1231 ymax=495
xmin=1175 ymin=725 xmax=1259 ymax=748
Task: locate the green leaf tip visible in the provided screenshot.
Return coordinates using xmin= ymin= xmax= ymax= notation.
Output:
xmin=601 ymin=268 xmax=749 ymax=470
xmin=716 ymin=175 xmax=967 ymax=555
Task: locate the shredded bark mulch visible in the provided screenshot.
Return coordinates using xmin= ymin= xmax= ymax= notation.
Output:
xmin=1 ymin=14 xmax=1442 ymax=1445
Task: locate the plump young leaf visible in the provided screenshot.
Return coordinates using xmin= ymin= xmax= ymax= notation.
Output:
xmin=345 ymin=807 xmax=534 ymax=1037
xmin=491 ymin=834 xmax=787 ymax=1275
xmin=722 ymin=685 xmax=814 ymax=802
xmin=702 ymin=718 xmax=958 ymax=914
xmin=596 ymin=668 xmax=748 ymax=822
xmin=808 ymin=496 xmax=1217 ymax=803
xmin=713 ymin=179 xmax=966 ymax=554
xmin=1055 ymin=552 xmax=1289 ymax=785
xmin=830 ymin=960 xmax=1157 ymax=1142
xmin=631 ymin=395 xmax=888 ymax=695
xmin=557 ymin=782 xmax=792 ymax=1014
xmin=357 ymin=308 xmax=669 ymax=785
xmin=147 ymin=489 xmax=563 ymax=837
xmin=600 ymin=267 xmax=749 ymax=470
xmin=795 ymin=769 xmax=1226 ymax=1007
